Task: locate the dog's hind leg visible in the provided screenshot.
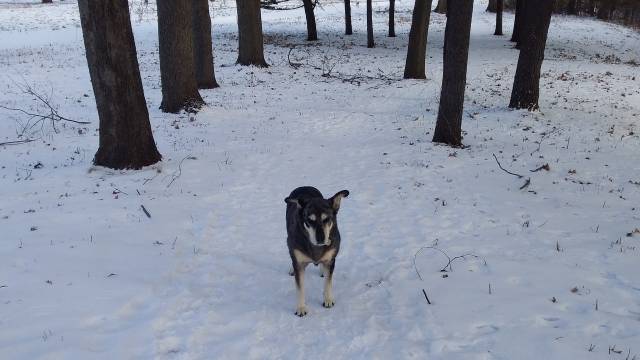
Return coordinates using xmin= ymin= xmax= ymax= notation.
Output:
xmin=293 ymin=262 xmax=308 ymax=316
xmin=322 ymin=260 xmax=335 ymax=308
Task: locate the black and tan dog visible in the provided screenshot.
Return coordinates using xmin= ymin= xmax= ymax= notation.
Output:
xmin=285 ymin=186 xmax=349 ymax=317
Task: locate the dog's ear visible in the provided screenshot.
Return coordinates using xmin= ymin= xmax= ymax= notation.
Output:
xmin=329 ymin=190 xmax=349 ymax=212
xmin=285 ymin=197 xmax=306 ymax=209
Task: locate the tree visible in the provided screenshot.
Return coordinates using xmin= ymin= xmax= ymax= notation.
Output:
xmin=487 ymin=0 xmax=497 ymax=12
xmin=432 ymin=0 xmax=474 ymax=146
xmin=511 ymin=0 xmax=525 ymax=45
xmin=302 ymin=0 xmax=318 ymax=41
xmin=434 ymin=0 xmax=446 ymax=14
xmin=157 ymin=0 xmax=204 ymax=113
xmin=404 ymin=0 xmax=433 ymax=79
xmin=509 ymin=0 xmax=554 ymax=110
xmin=494 ymin=0 xmax=503 ymax=35
xmin=192 ymin=0 xmax=219 ymax=89
xmin=78 ymin=0 xmax=161 ymax=169
xmin=344 ymin=0 xmax=353 ymax=35
xmin=236 ymin=0 xmax=268 ymax=66
xmin=367 ymin=0 xmax=374 ymax=48
xmin=389 ymin=0 xmax=396 ymax=37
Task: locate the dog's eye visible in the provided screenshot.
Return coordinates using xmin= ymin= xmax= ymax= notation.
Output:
xmin=308 ymin=214 xmax=316 ymax=222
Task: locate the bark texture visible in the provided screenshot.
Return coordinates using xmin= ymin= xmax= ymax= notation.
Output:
xmin=78 ymin=0 xmax=161 ymax=169
xmin=302 ymin=0 xmax=318 ymax=41
xmin=192 ymin=0 xmax=219 ymax=89
xmin=509 ymin=0 xmax=554 ymax=110
xmin=236 ymin=0 xmax=268 ymax=66
xmin=157 ymin=0 xmax=204 ymax=113
xmin=404 ymin=0 xmax=433 ymax=79
xmin=367 ymin=0 xmax=374 ymax=48
xmin=432 ymin=0 xmax=474 ymax=146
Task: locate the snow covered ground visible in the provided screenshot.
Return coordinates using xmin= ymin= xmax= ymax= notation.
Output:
xmin=1 ymin=0 xmax=639 ymax=359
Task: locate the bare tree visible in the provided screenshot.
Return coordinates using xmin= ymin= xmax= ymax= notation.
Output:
xmin=434 ymin=0 xmax=446 ymax=14
xmin=237 ymin=0 xmax=268 ymax=66
xmin=487 ymin=0 xmax=497 ymax=12
xmin=302 ymin=0 xmax=318 ymax=40
xmin=404 ymin=0 xmax=433 ymax=79
xmin=494 ymin=0 xmax=503 ymax=35
xmin=344 ymin=0 xmax=353 ymax=35
xmin=509 ymin=0 xmax=554 ymax=110
xmin=367 ymin=0 xmax=374 ymax=48
xmin=432 ymin=0 xmax=474 ymax=146
xmin=157 ymin=0 xmax=204 ymax=113
xmin=192 ymin=0 xmax=219 ymax=89
xmin=511 ymin=0 xmax=525 ymax=45
xmin=389 ymin=0 xmax=396 ymax=37
xmin=78 ymin=0 xmax=161 ymax=169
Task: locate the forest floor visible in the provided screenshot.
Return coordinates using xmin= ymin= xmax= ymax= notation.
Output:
xmin=1 ymin=0 xmax=639 ymax=359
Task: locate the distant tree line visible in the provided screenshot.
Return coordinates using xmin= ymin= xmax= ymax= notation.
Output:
xmin=490 ymin=0 xmax=640 ymax=27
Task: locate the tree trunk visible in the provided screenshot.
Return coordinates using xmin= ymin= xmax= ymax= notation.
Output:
xmin=404 ymin=0 xmax=433 ymax=79
xmin=42 ymin=0 xmax=53 ymax=3
xmin=567 ymin=0 xmax=577 ymax=15
xmin=494 ymin=0 xmax=503 ymax=35
xmin=78 ymin=0 xmax=161 ymax=169
xmin=192 ymin=0 xmax=219 ymax=89
xmin=367 ymin=0 xmax=374 ymax=48
xmin=157 ymin=0 xmax=204 ymax=113
xmin=389 ymin=0 xmax=396 ymax=37
xmin=236 ymin=0 xmax=268 ymax=66
xmin=344 ymin=0 xmax=353 ymax=35
xmin=434 ymin=0 xmax=446 ymax=14
xmin=487 ymin=0 xmax=497 ymax=12
xmin=509 ymin=0 xmax=554 ymax=110
xmin=432 ymin=0 xmax=474 ymax=146
xmin=511 ymin=0 xmax=524 ymax=44
xmin=302 ymin=0 xmax=318 ymax=41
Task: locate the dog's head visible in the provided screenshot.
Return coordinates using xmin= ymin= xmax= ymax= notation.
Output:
xmin=285 ymin=190 xmax=349 ymax=247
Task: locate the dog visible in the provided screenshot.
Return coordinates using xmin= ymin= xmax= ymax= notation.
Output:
xmin=285 ymin=186 xmax=349 ymax=317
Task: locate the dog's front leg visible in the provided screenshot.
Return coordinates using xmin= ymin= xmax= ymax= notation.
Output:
xmin=322 ymin=260 xmax=335 ymax=308
xmin=294 ymin=262 xmax=308 ymax=316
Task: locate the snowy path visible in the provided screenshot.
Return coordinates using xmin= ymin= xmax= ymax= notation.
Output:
xmin=1 ymin=1 xmax=639 ymax=359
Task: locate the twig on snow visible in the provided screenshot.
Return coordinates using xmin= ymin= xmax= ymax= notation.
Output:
xmin=492 ymin=153 xmax=523 ymax=178
xmin=140 ymin=205 xmax=151 ymax=218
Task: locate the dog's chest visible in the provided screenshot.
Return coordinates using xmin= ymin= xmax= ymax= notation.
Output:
xmin=293 ymin=248 xmax=336 ymax=265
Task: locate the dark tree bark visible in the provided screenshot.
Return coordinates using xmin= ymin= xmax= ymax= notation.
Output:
xmin=389 ymin=0 xmax=396 ymax=37
xmin=78 ymin=0 xmax=161 ymax=169
xmin=487 ymin=0 xmax=497 ymax=12
xmin=42 ymin=0 xmax=53 ymax=3
xmin=434 ymin=0 xmax=446 ymax=14
xmin=302 ymin=0 xmax=318 ymax=41
xmin=157 ymin=0 xmax=204 ymax=113
xmin=367 ymin=0 xmax=374 ymax=48
xmin=236 ymin=0 xmax=268 ymax=66
xmin=432 ymin=0 xmax=474 ymax=146
xmin=344 ymin=0 xmax=353 ymax=35
xmin=192 ymin=0 xmax=219 ymax=89
xmin=566 ymin=0 xmax=578 ymax=15
xmin=404 ymin=0 xmax=433 ymax=79
xmin=511 ymin=0 xmax=524 ymax=44
xmin=509 ymin=0 xmax=554 ymax=110
xmin=494 ymin=0 xmax=503 ymax=35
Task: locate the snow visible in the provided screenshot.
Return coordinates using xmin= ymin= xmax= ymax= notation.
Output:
xmin=1 ymin=0 xmax=639 ymax=359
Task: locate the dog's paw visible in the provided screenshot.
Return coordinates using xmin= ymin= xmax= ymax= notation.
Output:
xmin=322 ymin=298 xmax=335 ymax=308
xmin=295 ymin=306 xmax=308 ymax=317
